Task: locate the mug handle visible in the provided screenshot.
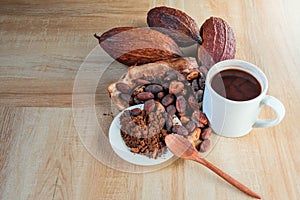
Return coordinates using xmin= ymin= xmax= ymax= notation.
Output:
xmin=253 ymin=95 xmax=285 ymax=128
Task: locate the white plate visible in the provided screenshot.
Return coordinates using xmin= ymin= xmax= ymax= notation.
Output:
xmin=109 ymin=104 xmax=179 ymax=166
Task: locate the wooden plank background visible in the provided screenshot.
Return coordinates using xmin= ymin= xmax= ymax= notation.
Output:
xmin=0 ymin=0 xmax=300 ymax=199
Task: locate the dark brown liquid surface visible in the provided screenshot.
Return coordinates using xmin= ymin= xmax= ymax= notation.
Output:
xmin=211 ymin=69 xmax=261 ymax=101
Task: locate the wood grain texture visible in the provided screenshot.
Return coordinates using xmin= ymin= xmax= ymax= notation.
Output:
xmin=0 ymin=0 xmax=300 ymax=199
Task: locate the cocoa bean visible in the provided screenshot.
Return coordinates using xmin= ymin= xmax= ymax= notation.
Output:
xmin=172 ymin=125 xmax=188 ymax=136
xmin=136 ymin=92 xmax=154 ymax=101
xmin=130 ymin=108 xmax=142 ymax=116
xmin=185 ymin=121 xmax=196 ymax=133
xmin=145 ymin=84 xmax=163 ymax=94
xmin=188 ymin=95 xmax=199 ymax=110
xmin=190 ymin=128 xmax=201 ymax=142
xmin=164 ymin=113 xmax=173 ymax=132
xmin=155 ymin=101 xmax=166 ymax=113
xmin=201 ymin=127 xmax=212 ymax=140
xmin=162 ymin=94 xmax=175 ymax=107
xmin=134 ymin=96 xmax=141 ymax=104
xmin=144 ymin=99 xmax=156 ymax=113
xmin=198 ymin=77 xmax=205 ymax=90
xmin=176 ymin=95 xmax=187 ymax=113
xmin=166 ymin=105 xmax=176 ymax=116
xmin=169 ymin=81 xmax=184 ymax=94
xmin=199 ymin=139 xmax=211 ymax=152
xmin=192 ymin=110 xmax=208 ymax=125
xmin=116 ymin=82 xmax=131 ymax=94
xmin=177 ymin=73 xmax=186 ymax=81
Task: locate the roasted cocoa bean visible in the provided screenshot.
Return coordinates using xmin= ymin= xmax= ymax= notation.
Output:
xmin=120 ymin=93 xmax=131 ymax=103
xmin=169 ymin=81 xmax=184 ymax=94
xmin=190 ymin=128 xmax=201 ymax=142
xmin=195 ymin=90 xmax=204 ymax=102
xmin=162 ymin=94 xmax=175 ymax=107
xmin=201 ymin=127 xmax=212 ymax=140
xmin=145 ymin=84 xmax=163 ymax=94
xmin=157 ymin=91 xmax=165 ymax=100
xmin=188 ymin=95 xmax=199 ymax=110
xmin=130 ymin=108 xmax=142 ymax=116
xmin=199 ymin=139 xmax=211 ymax=152
xmin=192 ymin=110 xmax=208 ymax=125
xmin=198 ymin=76 xmax=205 ymax=90
xmin=177 ymin=73 xmax=186 ymax=81
xmin=185 ymin=121 xmax=196 ymax=133
xmin=116 ymin=82 xmax=131 ymax=94
xmin=166 ymin=105 xmax=176 ymax=116
xmin=134 ymin=96 xmax=142 ymax=104
xmin=144 ymin=99 xmax=156 ymax=113
xmin=172 ymin=125 xmax=188 ymax=136
xmin=136 ymin=92 xmax=154 ymax=101
xmin=176 ymin=95 xmax=187 ymax=113
xmin=159 ymin=117 xmax=166 ymax=129
xmin=186 ymin=70 xmax=199 ymax=81
xmin=162 ymin=82 xmax=170 ymax=91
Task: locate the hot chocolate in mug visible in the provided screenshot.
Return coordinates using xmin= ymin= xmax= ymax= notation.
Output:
xmin=203 ymin=59 xmax=285 ymax=137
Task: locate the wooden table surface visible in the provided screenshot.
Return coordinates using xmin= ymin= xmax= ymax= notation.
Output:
xmin=1 ymin=0 xmax=300 ymax=199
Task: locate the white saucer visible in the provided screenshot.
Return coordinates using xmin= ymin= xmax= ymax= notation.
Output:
xmin=109 ymin=104 xmax=176 ymax=166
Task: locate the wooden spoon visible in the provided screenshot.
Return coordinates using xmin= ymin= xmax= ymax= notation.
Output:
xmin=165 ymin=134 xmax=261 ymax=199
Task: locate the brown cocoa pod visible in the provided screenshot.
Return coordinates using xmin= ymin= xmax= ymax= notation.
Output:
xmin=186 ymin=70 xmax=199 ymax=81
xmin=116 ymin=82 xmax=131 ymax=94
xmin=95 ymin=27 xmax=182 ymax=66
xmin=166 ymin=105 xmax=176 ymax=116
xmin=176 ymin=95 xmax=187 ymax=113
xmin=185 ymin=121 xmax=196 ymax=133
xmin=136 ymin=92 xmax=154 ymax=101
xmin=172 ymin=125 xmax=188 ymax=136
xmin=162 ymin=94 xmax=175 ymax=107
xmin=197 ymin=17 xmax=236 ymax=68
xmin=145 ymin=84 xmax=163 ymax=94
xmin=147 ymin=6 xmax=202 ymax=47
xmin=169 ymin=81 xmax=184 ymax=95
xmin=130 ymin=108 xmax=142 ymax=116
xmin=201 ymin=127 xmax=212 ymax=140
xmin=199 ymin=139 xmax=211 ymax=152
xmin=157 ymin=92 xmax=165 ymax=100
xmin=144 ymin=99 xmax=156 ymax=113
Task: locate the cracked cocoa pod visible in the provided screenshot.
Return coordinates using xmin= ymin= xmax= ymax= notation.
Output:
xmin=94 ymin=27 xmax=182 ymax=66
xmin=147 ymin=6 xmax=202 ymax=47
xmin=197 ymin=17 xmax=236 ymax=68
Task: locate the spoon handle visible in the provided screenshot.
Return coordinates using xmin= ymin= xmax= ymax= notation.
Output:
xmin=194 ymin=156 xmax=261 ymax=199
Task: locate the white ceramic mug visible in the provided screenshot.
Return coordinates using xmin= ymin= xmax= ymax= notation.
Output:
xmin=203 ymin=59 xmax=285 ymax=137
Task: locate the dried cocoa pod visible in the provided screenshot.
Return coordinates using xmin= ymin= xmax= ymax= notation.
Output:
xmin=147 ymin=6 xmax=202 ymax=47
xmin=201 ymin=127 xmax=212 ymax=140
xmin=169 ymin=81 xmax=184 ymax=95
xmin=162 ymin=94 xmax=175 ymax=107
xmin=197 ymin=17 xmax=236 ymax=68
xmin=199 ymin=139 xmax=211 ymax=152
xmin=95 ymin=27 xmax=182 ymax=66
xmin=145 ymin=84 xmax=163 ymax=94
xmin=144 ymin=99 xmax=156 ymax=113
xmin=176 ymin=95 xmax=187 ymax=114
xmin=136 ymin=92 xmax=154 ymax=101
xmin=172 ymin=125 xmax=189 ymax=136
